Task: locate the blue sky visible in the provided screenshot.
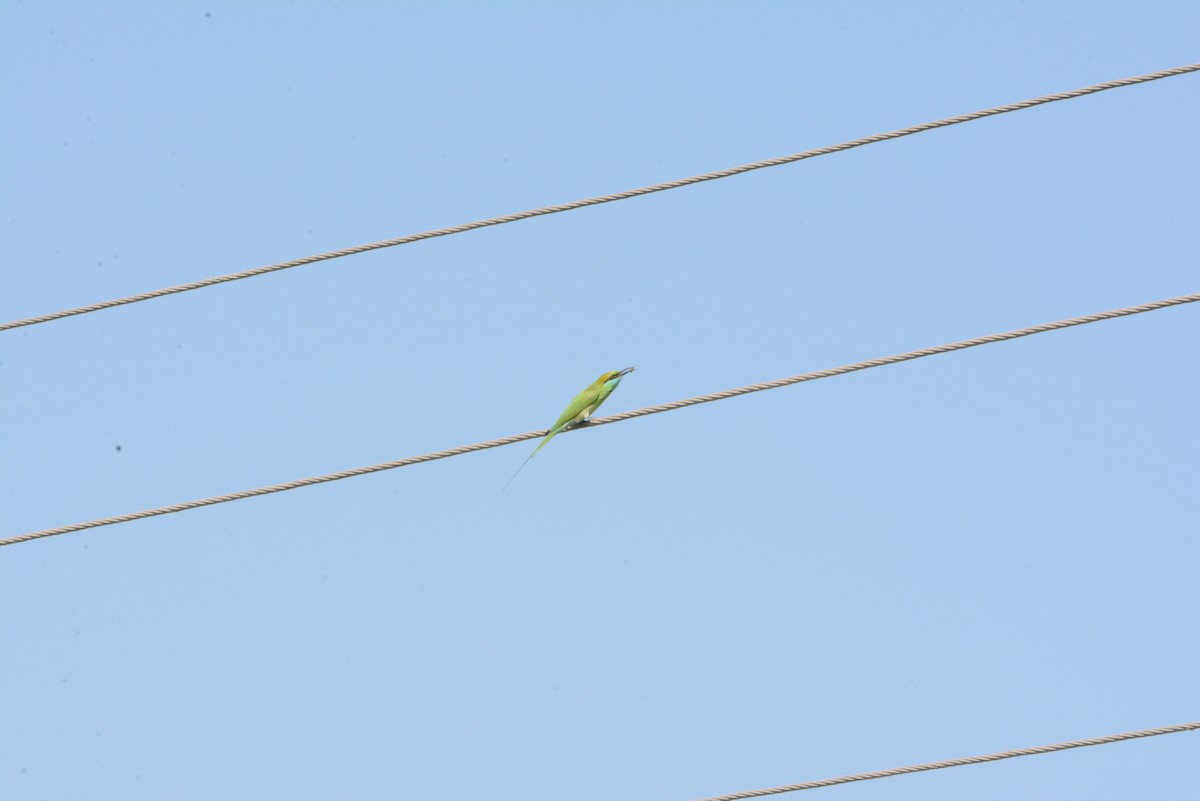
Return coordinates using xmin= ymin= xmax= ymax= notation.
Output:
xmin=2 ymin=3 xmax=1197 ymax=799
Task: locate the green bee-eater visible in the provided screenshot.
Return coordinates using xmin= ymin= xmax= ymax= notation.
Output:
xmin=503 ymin=367 xmax=636 ymax=490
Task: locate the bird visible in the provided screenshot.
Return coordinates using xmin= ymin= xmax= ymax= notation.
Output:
xmin=503 ymin=367 xmax=635 ymax=491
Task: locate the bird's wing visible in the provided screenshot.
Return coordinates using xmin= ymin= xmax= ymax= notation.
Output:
xmin=551 ymin=385 xmax=600 ymax=432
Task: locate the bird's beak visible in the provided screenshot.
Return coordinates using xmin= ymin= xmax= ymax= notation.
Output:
xmin=619 ymin=366 xmax=636 ymax=377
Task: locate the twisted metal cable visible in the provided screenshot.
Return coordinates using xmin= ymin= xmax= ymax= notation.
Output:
xmin=690 ymin=720 xmax=1200 ymax=801
xmin=2 ymin=290 xmax=1195 ymax=549
xmin=3 ymin=63 xmax=1198 ymax=333
xmin=592 ymin=291 xmax=1200 ymax=426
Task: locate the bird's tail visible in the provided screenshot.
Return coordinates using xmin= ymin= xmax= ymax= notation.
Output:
xmin=502 ymin=434 xmax=554 ymax=492
xmin=502 ymin=450 xmax=537 ymax=492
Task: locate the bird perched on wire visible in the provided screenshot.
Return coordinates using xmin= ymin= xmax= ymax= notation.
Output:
xmin=504 ymin=367 xmax=636 ymax=491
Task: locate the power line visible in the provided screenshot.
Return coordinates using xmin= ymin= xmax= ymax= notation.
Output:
xmin=689 ymin=720 xmax=1200 ymax=801
xmin=3 ymin=63 xmax=1197 ymax=334
xmin=2 ymin=290 xmax=1195 ymax=549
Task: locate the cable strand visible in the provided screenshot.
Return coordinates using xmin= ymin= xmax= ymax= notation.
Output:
xmin=689 ymin=721 xmax=1200 ymax=800
xmin=2 ymin=290 xmax=1195 ymax=548
xmin=2 ymin=63 xmax=1197 ymax=333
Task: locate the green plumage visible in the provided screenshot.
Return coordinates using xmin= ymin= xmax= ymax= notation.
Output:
xmin=503 ymin=367 xmax=635 ymax=490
